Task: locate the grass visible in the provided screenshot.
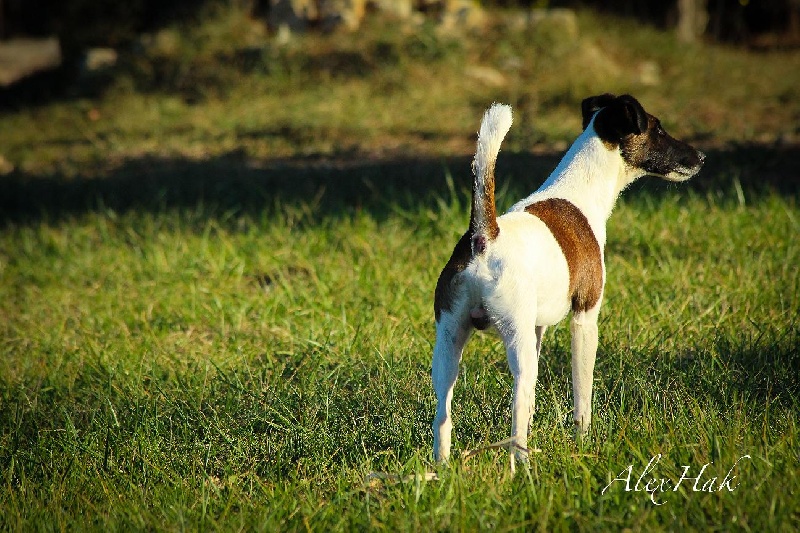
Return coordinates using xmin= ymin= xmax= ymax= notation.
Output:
xmin=1 ymin=2 xmax=800 ymax=531
xmin=2 ymin=183 xmax=798 ymax=530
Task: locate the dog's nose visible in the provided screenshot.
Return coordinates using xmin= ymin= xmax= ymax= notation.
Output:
xmin=684 ymin=150 xmax=705 ymax=169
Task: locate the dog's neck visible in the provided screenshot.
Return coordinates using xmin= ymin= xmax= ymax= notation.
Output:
xmin=510 ymin=126 xmax=640 ymax=249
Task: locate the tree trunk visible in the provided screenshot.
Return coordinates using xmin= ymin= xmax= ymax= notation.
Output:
xmin=677 ymin=0 xmax=709 ymax=43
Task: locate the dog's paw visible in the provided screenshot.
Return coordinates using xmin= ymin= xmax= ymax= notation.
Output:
xmin=574 ymin=419 xmax=591 ymax=439
xmin=433 ymin=446 xmax=451 ymax=464
xmin=509 ymin=447 xmax=530 ymax=474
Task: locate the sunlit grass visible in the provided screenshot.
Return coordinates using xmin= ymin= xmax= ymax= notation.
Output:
xmin=1 ymin=181 xmax=798 ymax=529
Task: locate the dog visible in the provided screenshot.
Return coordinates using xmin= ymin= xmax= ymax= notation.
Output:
xmin=431 ymin=94 xmax=704 ymax=470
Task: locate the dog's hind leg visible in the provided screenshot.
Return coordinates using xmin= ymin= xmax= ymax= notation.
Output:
xmin=500 ymin=310 xmax=540 ymax=472
xmin=531 ymin=325 xmax=546 ymax=414
xmin=571 ymin=303 xmax=601 ymax=436
xmin=432 ymin=310 xmax=472 ymax=462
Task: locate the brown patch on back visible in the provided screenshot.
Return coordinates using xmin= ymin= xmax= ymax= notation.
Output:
xmin=524 ymin=198 xmax=603 ymax=312
xmin=434 ymin=230 xmax=473 ymax=322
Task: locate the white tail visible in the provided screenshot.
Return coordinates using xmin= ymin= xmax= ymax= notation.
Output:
xmin=470 ymin=103 xmax=513 ymax=248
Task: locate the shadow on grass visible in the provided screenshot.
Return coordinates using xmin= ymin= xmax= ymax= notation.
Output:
xmin=662 ymin=329 xmax=800 ymax=413
xmin=536 ymin=326 xmax=800 ymax=428
xmin=1 ymin=142 xmax=798 ymax=227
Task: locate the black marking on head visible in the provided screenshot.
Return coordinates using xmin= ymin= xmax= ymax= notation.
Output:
xmin=581 ymin=93 xmax=616 ymax=130
xmin=590 ymin=94 xmax=649 ymax=141
xmin=583 ymin=93 xmax=705 ymax=180
xmin=620 ymin=116 xmax=705 ymax=179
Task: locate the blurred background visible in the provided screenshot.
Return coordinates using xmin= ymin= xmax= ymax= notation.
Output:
xmin=1 ymin=0 xmax=798 ymax=219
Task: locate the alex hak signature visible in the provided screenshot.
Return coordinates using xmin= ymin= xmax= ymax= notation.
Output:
xmin=601 ymin=454 xmax=752 ymax=506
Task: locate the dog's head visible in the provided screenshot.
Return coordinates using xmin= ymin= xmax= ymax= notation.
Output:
xmin=581 ymin=93 xmax=704 ymax=182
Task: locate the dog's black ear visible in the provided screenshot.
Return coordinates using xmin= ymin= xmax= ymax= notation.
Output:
xmin=614 ymin=94 xmax=648 ymax=135
xmin=581 ymin=93 xmax=616 ymax=129
xmin=593 ymin=94 xmax=649 ymax=142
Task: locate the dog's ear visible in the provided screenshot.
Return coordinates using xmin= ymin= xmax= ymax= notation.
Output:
xmin=592 ymin=94 xmax=649 ymax=142
xmin=581 ymin=93 xmax=616 ymax=129
xmin=613 ymin=94 xmax=648 ymax=135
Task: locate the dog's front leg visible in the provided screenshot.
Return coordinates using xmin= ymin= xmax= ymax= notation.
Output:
xmin=570 ymin=305 xmax=601 ymax=436
xmin=432 ymin=313 xmax=472 ymax=462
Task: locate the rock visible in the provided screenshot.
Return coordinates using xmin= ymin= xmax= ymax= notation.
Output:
xmin=268 ymin=0 xmax=372 ymax=33
xmin=82 ymin=48 xmax=118 ymax=73
xmin=266 ymin=0 xmax=479 ymax=34
xmin=319 ymin=0 xmax=368 ymax=31
xmin=0 ymin=37 xmax=61 ymax=87
xmin=372 ymin=0 xmax=414 ymax=19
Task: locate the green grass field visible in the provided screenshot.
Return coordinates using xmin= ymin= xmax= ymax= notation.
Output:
xmin=1 ymin=3 xmax=799 ymax=531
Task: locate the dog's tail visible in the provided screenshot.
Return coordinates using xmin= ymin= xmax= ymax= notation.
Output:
xmin=470 ymin=103 xmax=513 ymax=255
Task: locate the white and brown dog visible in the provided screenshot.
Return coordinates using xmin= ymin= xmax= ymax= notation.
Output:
xmin=432 ymin=94 xmax=704 ymax=469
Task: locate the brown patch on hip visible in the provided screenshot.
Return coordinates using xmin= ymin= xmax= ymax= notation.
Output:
xmin=433 ymin=232 xmax=493 ymax=329
xmin=434 ymin=230 xmax=473 ymax=322
xmin=524 ymin=198 xmax=603 ymax=312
